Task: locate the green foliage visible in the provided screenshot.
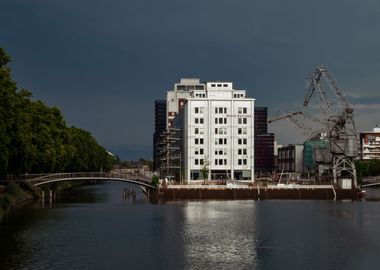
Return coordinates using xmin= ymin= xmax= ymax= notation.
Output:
xmin=4 ymin=183 xmax=25 ymax=197
xmin=118 ymin=158 xmax=153 ymax=170
xmin=355 ymin=160 xmax=380 ymax=183
xmin=200 ymin=158 xmax=210 ymax=183
xmin=0 ymin=48 xmax=116 ymax=176
xmin=151 ymin=175 xmax=159 ymax=187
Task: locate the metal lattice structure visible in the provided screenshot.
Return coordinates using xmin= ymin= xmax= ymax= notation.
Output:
xmin=303 ymin=66 xmax=358 ymax=186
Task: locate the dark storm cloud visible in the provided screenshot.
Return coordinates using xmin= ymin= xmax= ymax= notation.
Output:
xmin=1 ymin=0 xmax=380 ymax=158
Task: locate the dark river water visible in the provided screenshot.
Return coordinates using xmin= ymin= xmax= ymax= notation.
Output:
xmin=1 ymin=182 xmax=380 ymax=270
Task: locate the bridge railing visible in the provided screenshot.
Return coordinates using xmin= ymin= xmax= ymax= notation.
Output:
xmin=27 ymin=172 xmax=152 ymax=185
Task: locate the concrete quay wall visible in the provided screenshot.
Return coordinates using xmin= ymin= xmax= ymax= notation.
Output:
xmin=153 ymin=186 xmax=361 ymax=201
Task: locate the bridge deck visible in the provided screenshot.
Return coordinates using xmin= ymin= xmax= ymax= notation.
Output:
xmin=3 ymin=172 xmax=155 ymax=189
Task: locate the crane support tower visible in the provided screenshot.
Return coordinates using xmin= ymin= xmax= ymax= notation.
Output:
xmin=304 ymin=65 xmax=358 ymax=187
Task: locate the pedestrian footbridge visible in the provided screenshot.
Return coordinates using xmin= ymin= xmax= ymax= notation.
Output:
xmin=4 ymin=172 xmax=156 ymax=189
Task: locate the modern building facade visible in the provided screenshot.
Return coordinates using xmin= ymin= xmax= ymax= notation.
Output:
xmin=254 ymin=107 xmax=275 ymax=173
xmin=359 ymin=128 xmax=380 ymax=160
xmin=277 ymin=144 xmax=304 ymax=176
xmin=171 ymin=80 xmax=255 ymax=182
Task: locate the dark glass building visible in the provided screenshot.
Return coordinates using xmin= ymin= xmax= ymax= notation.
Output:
xmin=153 ymin=100 xmax=167 ymax=171
xmin=254 ymin=107 xmax=275 ymax=173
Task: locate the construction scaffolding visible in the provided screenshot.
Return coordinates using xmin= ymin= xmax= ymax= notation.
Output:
xmin=156 ymin=128 xmax=182 ymax=182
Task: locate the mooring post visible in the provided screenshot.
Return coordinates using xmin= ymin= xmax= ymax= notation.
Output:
xmin=258 ymin=185 xmax=260 ymax=200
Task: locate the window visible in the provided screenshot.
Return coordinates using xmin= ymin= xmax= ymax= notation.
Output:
xmin=195 ymin=149 xmax=199 ymax=155
xmin=224 ymin=118 xmax=227 ymax=124
xmin=219 ymin=108 xmax=223 ymax=114
xmin=200 ymin=138 xmax=204 ymax=145
xmin=219 ymin=138 xmax=223 ymax=145
xmin=243 ymin=159 xmax=247 ymax=165
xmin=215 ymin=118 xmax=218 ymax=124
xmin=238 ymin=149 xmax=242 ymax=155
xmin=199 ymin=128 xmax=204 ymax=134
xmin=215 ymin=159 xmax=218 ymax=165
xmin=219 ymin=118 xmax=223 ymax=124
xmin=200 ymin=159 xmax=204 ymax=165
xmin=238 ymin=139 xmax=247 ymax=145
xmin=200 ymin=118 xmax=204 ymax=124
xmin=238 ymin=107 xmax=242 ymax=114
xmin=195 ymin=107 xmax=199 ymax=114
xmin=195 ymin=159 xmax=199 ymax=165
xmin=239 ymin=118 xmax=247 ymax=124
xmin=195 ymin=138 xmax=199 ymax=144
xmin=211 ymin=84 xmax=216 ymax=87
xmin=200 ymin=149 xmax=204 ymax=155
xmin=238 ymin=159 xmax=242 ymax=165
xmin=224 ymin=138 xmax=227 ymax=144
xmin=217 ymin=84 xmax=222 ymax=87
xmin=243 ymin=108 xmax=247 ymax=114
xmin=195 ymin=128 xmax=199 ymax=134
xmin=238 ymin=128 xmax=242 ymax=135
xmin=216 ymin=127 xmax=227 ymax=134
xmin=223 ymin=84 xmax=228 ymax=87
xmin=224 ymin=108 xmax=227 ymax=114
xmin=243 ymin=149 xmax=247 ymax=155
xmin=215 ymin=108 xmax=218 ymax=114
xmin=195 ymin=118 xmax=199 ymax=124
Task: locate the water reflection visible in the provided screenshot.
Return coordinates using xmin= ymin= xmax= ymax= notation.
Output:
xmin=182 ymin=201 xmax=258 ymax=269
xmin=2 ymin=183 xmax=380 ymax=270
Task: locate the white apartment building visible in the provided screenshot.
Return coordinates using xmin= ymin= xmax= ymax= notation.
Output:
xmin=171 ymin=80 xmax=255 ymax=183
xmin=359 ymin=128 xmax=380 ymax=160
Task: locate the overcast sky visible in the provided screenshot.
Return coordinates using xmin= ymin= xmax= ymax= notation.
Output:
xmin=1 ymin=0 xmax=380 ymax=159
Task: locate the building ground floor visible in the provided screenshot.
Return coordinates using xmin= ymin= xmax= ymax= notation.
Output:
xmin=189 ymin=169 xmax=253 ymax=182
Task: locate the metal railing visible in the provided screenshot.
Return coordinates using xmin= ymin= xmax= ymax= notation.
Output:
xmin=4 ymin=171 xmax=154 ymax=188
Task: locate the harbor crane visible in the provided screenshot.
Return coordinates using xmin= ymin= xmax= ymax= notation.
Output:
xmin=268 ymin=110 xmax=325 ymax=138
xmin=304 ymin=65 xmax=358 ymax=187
xmin=269 ymin=65 xmax=358 ymax=187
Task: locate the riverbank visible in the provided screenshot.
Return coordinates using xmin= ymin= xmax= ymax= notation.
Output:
xmin=0 ymin=183 xmax=39 ymax=219
xmin=153 ymin=184 xmax=362 ymax=201
xmin=0 ymin=180 xmax=90 ymax=219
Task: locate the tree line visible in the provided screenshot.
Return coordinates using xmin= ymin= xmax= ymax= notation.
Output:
xmin=0 ymin=48 xmax=115 ymax=177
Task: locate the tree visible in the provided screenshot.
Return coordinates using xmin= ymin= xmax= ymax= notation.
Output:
xmin=0 ymin=47 xmax=116 ymax=176
xmin=200 ymin=157 xmax=210 ymax=184
xmin=151 ymin=174 xmax=159 ymax=188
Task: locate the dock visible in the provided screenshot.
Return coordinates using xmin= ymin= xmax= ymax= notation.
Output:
xmin=153 ymin=184 xmax=361 ymax=201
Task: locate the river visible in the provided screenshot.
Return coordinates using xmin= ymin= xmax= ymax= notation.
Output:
xmin=1 ymin=182 xmax=380 ymax=270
